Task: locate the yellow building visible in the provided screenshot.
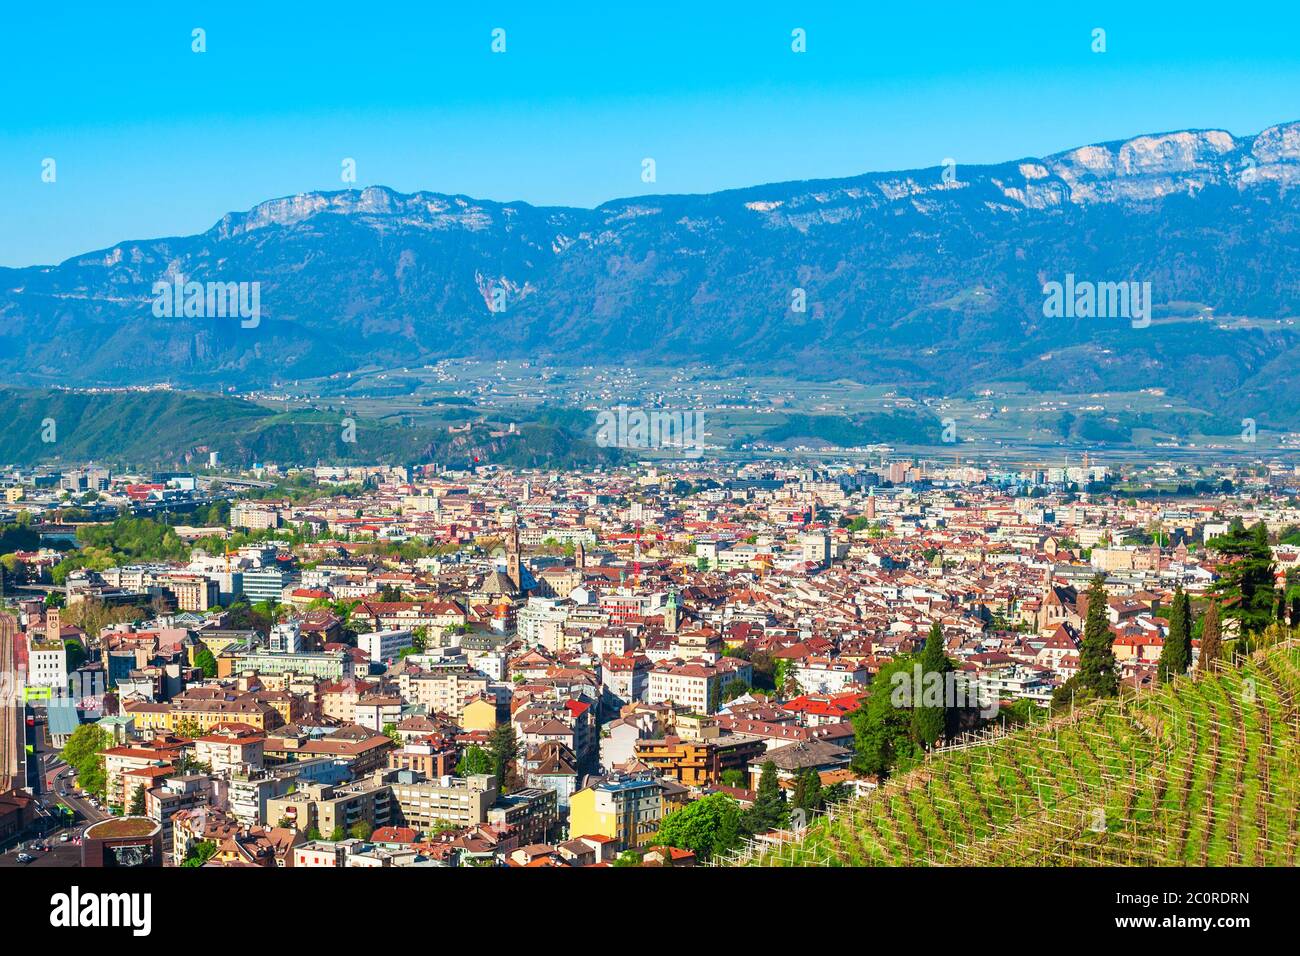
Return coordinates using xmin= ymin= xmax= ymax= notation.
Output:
xmin=123 ymin=695 xmax=281 ymax=733
xmin=460 ymin=696 xmax=499 ymax=732
xmin=120 ymin=702 xmax=170 ymax=732
xmin=568 ymin=777 xmax=662 ymax=850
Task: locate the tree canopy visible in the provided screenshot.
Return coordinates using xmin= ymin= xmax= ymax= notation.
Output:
xmin=654 ymin=793 xmax=744 ymax=861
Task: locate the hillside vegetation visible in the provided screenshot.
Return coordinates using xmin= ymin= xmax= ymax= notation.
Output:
xmin=0 ymin=387 xmax=618 ymax=470
xmin=735 ymin=642 xmax=1300 ymax=866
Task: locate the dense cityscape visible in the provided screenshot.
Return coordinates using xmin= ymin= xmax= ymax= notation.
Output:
xmin=2 ymin=453 xmax=1296 ymax=870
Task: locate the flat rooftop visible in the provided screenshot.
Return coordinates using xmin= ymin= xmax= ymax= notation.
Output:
xmin=85 ymin=817 xmax=161 ymax=839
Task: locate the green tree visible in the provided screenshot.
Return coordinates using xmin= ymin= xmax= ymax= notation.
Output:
xmin=1209 ymin=521 xmax=1276 ymax=637
xmin=1076 ymin=575 xmax=1118 ymax=698
xmin=57 ymin=638 xmax=86 ymax=673
xmin=456 ymin=745 xmax=494 ymax=777
xmin=60 ymin=724 xmax=111 ymax=797
xmin=487 ymin=723 xmax=521 ymax=790
xmin=329 ymin=826 xmax=346 ymax=841
xmin=719 ymin=768 xmax=746 ymax=788
xmin=721 ymin=678 xmax=751 ymax=702
xmin=773 ymin=658 xmax=801 ymax=698
xmin=745 ymin=761 xmax=788 ymax=832
xmin=654 ymin=793 xmax=744 ymax=861
xmin=193 ymin=647 xmax=218 ymax=678
xmin=350 ymin=821 xmax=373 ymax=840
xmin=181 ymin=839 xmax=217 ymax=867
xmin=612 ymin=850 xmax=642 ymax=867
xmin=911 ymin=621 xmax=952 ymax=748
xmin=129 ymin=784 xmax=146 ymax=816
xmin=1198 ymin=601 xmax=1222 ymax=674
xmin=851 ymin=656 xmax=923 ymax=778
xmin=382 ymin=722 xmax=402 ymax=747
xmin=791 ymin=767 xmax=824 ymax=813
xmin=747 ymin=651 xmax=776 ymax=691
xmin=1158 ymin=584 xmax=1193 ymax=682
xmin=174 ymin=717 xmax=204 ymax=739
xmin=410 ymin=626 xmax=428 ymax=652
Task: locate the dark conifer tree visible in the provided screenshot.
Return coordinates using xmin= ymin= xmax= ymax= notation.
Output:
xmin=911 ymin=621 xmax=952 ymax=747
xmin=1198 ymin=602 xmax=1222 ymax=674
xmin=1078 ymin=575 xmax=1118 ymax=697
xmin=1158 ymin=585 xmax=1193 ymax=682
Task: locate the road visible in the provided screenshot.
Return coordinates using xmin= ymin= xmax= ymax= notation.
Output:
xmin=32 ymin=713 xmax=107 ymax=826
xmin=0 ymin=611 xmax=17 ymax=792
xmin=0 ymin=715 xmax=106 ymax=866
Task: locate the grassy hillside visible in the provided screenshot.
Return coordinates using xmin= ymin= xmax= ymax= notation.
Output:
xmin=734 ymin=643 xmax=1300 ymax=867
xmin=0 ymin=388 xmax=619 ymax=470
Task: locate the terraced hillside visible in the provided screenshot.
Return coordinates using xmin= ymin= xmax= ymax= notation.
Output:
xmin=733 ymin=643 xmax=1300 ymax=867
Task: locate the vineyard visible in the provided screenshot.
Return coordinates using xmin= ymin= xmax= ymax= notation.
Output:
xmin=730 ymin=642 xmax=1300 ymax=867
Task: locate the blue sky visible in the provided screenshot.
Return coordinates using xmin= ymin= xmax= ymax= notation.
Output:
xmin=2 ymin=1 xmax=1299 ymax=267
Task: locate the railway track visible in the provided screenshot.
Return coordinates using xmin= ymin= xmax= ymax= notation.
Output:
xmin=0 ymin=612 xmax=18 ymax=792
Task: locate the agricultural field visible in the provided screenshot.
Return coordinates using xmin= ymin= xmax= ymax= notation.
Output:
xmin=734 ymin=643 xmax=1300 ymax=867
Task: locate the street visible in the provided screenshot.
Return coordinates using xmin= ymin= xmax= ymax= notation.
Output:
xmin=0 ymin=714 xmax=106 ymax=867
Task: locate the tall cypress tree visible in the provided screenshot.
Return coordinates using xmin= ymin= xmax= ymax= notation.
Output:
xmin=911 ymin=621 xmax=952 ymax=748
xmin=1078 ymin=575 xmax=1118 ymax=698
xmin=1159 ymin=584 xmax=1191 ymax=682
xmin=1198 ymin=601 xmax=1222 ymax=674
xmin=791 ymin=767 xmax=823 ymax=813
xmin=746 ymin=760 xmax=788 ymax=832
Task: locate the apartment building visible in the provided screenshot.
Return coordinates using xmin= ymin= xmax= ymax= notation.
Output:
xmin=516 ymin=598 xmax=571 ymax=651
xmin=600 ymin=653 xmax=649 ymax=708
xmin=568 ymin=776 xmax=663 ymax=850
xmin=633 ymin=734 xmax=768 ymax=787
xmin=354 ymin=695 xmax=404 ymax=733
xmin=357 ymin=628 xmax=413 ymax=664
xmin=194 ymin=725 xmax=266 ymax=775
xmin=27 ymin=638 xmax=68 ymax=691
xmin=241 ymin=567 xmax=299 ymax=604
xmin=158 ymin=572 xmax=219 ymax=612
xmin=386 ymin=739 xmax=459 ymax=779
xmin=647 ymin=658 xmax=752 ymax=715
xmin=399 ymin=669 xmax=490 ymax=720
xmin=221 ymin=649 xmax=348 ymax=681
xmin=230 ymin=503 xmax=281 ymax=531
xmin=389 ymin=772 xmax=499 ymax=831
xmin=486 ymin=787 xmax=559 ymax=845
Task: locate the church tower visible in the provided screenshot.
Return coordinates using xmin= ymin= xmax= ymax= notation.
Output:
xmin=506 ymin=523 xmax=522 ymax=591
xmin=664 ymin=588 xmax=680 ymax=634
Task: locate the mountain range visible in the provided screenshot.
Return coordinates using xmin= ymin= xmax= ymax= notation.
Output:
xmin=4 ymin=121 xmax=1300 ymax=425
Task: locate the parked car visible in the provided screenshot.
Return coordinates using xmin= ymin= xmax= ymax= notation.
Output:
xmin=59 ymin=833 xmax=70 ymax=843
xmin=16 ymin=853 xmax=34 ymax=864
